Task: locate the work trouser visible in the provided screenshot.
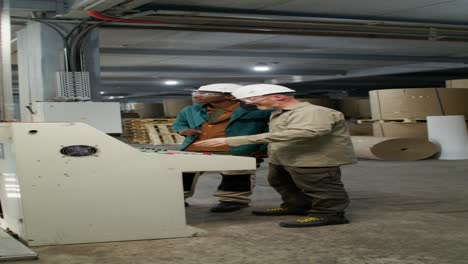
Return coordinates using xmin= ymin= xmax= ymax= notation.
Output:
xmin=268 ymin=163 xmax=350 ymax=215
xmin=183 ymin=159 xmax=262 ymax=204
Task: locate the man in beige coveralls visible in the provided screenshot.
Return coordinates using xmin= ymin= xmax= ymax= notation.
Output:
xmin=194 ymin=84 xmax=356 ymax=228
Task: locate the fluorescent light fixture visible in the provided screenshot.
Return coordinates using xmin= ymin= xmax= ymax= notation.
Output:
xmin=164 ymin=80 xmax=179 ymax=85
xmin=7 ymin=193 xmax=21 ymax=198
xmin=4 ymin=178 xmax=16 ymax=182
xmin=253 ymin=63 xmax=271 ymax=72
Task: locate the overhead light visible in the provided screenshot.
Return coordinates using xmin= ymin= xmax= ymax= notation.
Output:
xmin=164 ymin=80 xmax=179 ymax=85
xmin=253 ymin=63 xmax=271 ymax=72
xmin=100 ymin=91 xmax=105 ymax=94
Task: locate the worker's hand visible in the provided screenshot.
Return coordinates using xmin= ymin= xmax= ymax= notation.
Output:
xmin=193 ymin=138 xmax=229 ymax=147
xmin=178 ymin=129 xmax=204 ymax=136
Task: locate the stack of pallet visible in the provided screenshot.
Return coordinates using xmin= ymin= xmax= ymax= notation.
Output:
xmin=122 ymin=118 xmax=184 ymax=145
xmin=368 ymin=88 xmax=468 ymax=138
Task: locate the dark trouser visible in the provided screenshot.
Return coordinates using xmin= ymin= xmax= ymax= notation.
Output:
xmin=183 ymin=172 xmax=253 ymax=203
xmin=182 ymin=159 xmax=263 ymax=204
xmin=268 ymin=163 xmax=350 ymax=215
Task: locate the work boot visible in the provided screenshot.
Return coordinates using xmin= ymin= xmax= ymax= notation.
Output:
xmin=252 ymin=207 xmax=309 ymax=216
xmin=210 ymin=202 xmax=248 ymax=213
xmin=279 ymin=214 xmax=349 ymax=228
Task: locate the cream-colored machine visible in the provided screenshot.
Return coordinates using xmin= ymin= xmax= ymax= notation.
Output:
xmin=0 ymin=123 xmax=255 ymax=246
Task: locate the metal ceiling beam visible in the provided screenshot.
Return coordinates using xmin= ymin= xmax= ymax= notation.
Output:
xmin=100 ymin=65 xmax=345 ymax=76
xmin=268 ymin=62 xmax=468 ymax=84
xmin=101 ymin=48 xmax=468 ymax=63
xmin=99 ymin=22 xmax=468 ymax=42
xmin=138 ymin=3 xmax=468 ymax=27
xmin=119 ymin=0 xmax=154 ymax=10
xmin=101 ymin=76 xmax=268 ymax=82
xmin=11 ymin=16 xmax=468 ymax=42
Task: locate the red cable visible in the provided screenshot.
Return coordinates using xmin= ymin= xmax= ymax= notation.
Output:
xmin=86 ymin=10 xmax=167 ymax=24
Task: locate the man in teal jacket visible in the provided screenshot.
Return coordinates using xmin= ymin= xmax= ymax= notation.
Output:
xmin=172 ymin=83 xmax=271 ymax=212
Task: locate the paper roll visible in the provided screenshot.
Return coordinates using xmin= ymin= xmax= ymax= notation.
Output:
xmin=427 ymin=115 xmax=468 ymax=160
xmin=351 ymin=136 xmax=439 ymax=161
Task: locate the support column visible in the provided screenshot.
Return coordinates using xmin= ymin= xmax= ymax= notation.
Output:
xmin=16 ymin=21 xmax=100 ymax=121
xmin=0 ymin=0 xmax=15 ymax=120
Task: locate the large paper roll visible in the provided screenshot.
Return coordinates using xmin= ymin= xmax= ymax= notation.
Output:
xmin=351 ymin=136 xmax=439 ymax=161
xmin=427 ymin=115 xmax=468 ymax=160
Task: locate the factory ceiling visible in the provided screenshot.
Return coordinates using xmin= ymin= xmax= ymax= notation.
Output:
xmin=9 ymin=0 xmax=468 ymax=101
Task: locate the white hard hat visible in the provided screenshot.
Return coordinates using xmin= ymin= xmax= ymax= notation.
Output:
xmin=197 ymin=83 xmax=242 ymax=94
xmin=232 ymin=84 xmax=295 ymax=99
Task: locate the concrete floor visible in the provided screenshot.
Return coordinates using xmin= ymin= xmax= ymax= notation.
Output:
xmin=5 ymin=160 xmax=468 ymax=264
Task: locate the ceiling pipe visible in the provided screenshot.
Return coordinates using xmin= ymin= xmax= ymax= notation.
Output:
xmin=86 ymin=10 xmax=167 ymax=24
xmin=9 ymin=11 xmax=468 ymax=42
xmin=151 ymin=10 xmax=468 ymax=31
xmin=137 ymin=13 xmax=468 ymax=40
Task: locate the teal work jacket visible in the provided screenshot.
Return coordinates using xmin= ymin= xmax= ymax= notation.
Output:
xmin=172 ymin=104 xmax=271 ymax=156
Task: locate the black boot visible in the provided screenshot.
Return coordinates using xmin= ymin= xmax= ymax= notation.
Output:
xmin=210 ymin=202 xmax=248 ymax=213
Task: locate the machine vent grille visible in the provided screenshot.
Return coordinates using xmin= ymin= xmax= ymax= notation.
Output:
xmin=60 ymin=145 xmax=98 ymax=157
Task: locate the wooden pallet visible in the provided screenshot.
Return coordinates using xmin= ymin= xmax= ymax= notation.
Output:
xmin=145 ymin=123 xmax=184 ymax=145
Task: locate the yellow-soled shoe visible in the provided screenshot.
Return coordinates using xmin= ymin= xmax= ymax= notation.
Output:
xmin=252 ymin=207 xmax=308 ymax=216
xmin=279 ymin=215 xmax=349 ymax=228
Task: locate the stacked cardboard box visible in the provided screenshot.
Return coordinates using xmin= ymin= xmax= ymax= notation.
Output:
xmin=369 ymin=88 xmax=468 ymax=138
xmin=446 ymin=79 xmax=468 ymax=89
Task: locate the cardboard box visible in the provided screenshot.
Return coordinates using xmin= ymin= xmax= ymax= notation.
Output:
xmin=438 ymin=89 xmax=468 ymax=118
xmin=446 ymin=79 xmax=468 ymax=88
xmin=336 ymin=98 xmax=371 ymax=118
xmin=372 ymin=122 xmax=428 ymax=138
xmin=369 ymin=88 xmax=468 ymax=120
xmin=299 ymin=98 xmax=334 ymax=108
